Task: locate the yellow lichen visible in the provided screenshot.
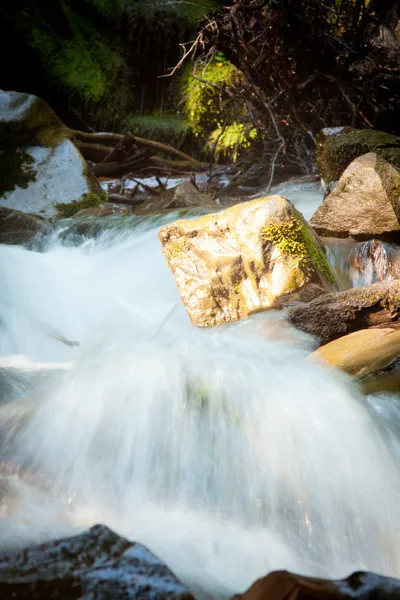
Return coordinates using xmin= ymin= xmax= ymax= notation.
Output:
xmin=166 ymin=238 xmax=189 ymax=258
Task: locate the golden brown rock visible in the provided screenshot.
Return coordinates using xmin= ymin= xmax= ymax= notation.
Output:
xmin=159 ymin=195 xmax=336 ymax=327
xmin=308 ymin=328 xmax=400 ymax=378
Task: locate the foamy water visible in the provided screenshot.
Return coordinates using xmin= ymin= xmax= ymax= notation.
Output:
xmin=1 ymin=185 xmax=400 ymax=598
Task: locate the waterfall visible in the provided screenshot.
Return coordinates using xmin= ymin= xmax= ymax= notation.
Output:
xmin=1 ymin=185 xmax=400 ymax=598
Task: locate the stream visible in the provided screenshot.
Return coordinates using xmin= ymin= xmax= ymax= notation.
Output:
xmin=1 ymin=180 xmax=400 ymax=598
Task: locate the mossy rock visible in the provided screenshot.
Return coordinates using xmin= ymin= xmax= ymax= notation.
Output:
xmin=316 ymin=128 xmax=400 ymax=183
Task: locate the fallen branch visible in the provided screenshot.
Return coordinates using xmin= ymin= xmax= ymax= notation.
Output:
xmin=149 ymin=156 xmax=212 ymax=172
xmin=72 ymin=129 xmax=201 ymax=165
xmin=108 ymin=194 xmax=144 ymax=206
xmin=92 ymin=151 xmax=151 ymax=178
xmin=75 ymin=141 xmax=111 ymax=162
xmin=129 ymin=178 xmax=161 ymax=196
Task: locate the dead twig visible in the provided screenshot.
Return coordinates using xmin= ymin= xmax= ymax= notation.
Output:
xmin=159 ymin=32 xmax=204 ymax=78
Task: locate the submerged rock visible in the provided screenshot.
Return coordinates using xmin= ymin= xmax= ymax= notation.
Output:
xmin=0 ymin=206 xmax=50 ymax=245
xmin=286 ymin=281 xmax=400 ymax=345
xmin=159 ymin=195 xmax=336 ymax=327
xmin=316 ymin=127 xmax=400 ymax=183
xmin=310 ymin=153 xmax=400 ymax=241
xmin=135 ymin=182 xmax=216 ymax=215
xmin=0 ymin=91 xmax=102 ymax=215
xmin=0 ymin=524 xmax=194 ymax=599
xmin=235 ymin=569 xmax=400 ymax=600
xmin=309 ymin=328 xmax=400 ymax=378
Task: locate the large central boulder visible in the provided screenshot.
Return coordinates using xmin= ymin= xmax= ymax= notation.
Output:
xmin=159 ymin=195 xmax=335 ymax=327
xmin=310 ymin=153 xmax=400 ymax=241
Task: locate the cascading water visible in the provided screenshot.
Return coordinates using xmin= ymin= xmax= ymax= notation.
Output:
xmin=2 ymin=185 xmax=400 ymax=598
xmin=326 ymin=238 xmax=400 ymax=289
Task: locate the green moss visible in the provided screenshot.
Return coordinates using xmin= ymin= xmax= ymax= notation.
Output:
xmin=262 ymin=214 xmax=336 ymax=283
xmin=55 ymin=192 xmax=107 ymax=218
xmin=0 ymin=148 xmax=36 ymax=196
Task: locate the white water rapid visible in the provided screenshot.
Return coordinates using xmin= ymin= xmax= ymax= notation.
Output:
xmin=1 ymin=184 xmax=400 ymax=599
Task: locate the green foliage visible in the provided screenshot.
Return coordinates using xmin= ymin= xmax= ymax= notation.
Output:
xmin=183 ymin=53 xmax=239 ymax=136
xmin=55 ymin=192 xmax=108 ymax=218
xmin=183 ymin=53 xmax=257 ymax=159
xmin=208 ymin=123 xmax=257 ymax=161
xmin=54 ymin=38 xmax=124 ymax=103
xmin=27 ymin=3 xmax=126 ymax=105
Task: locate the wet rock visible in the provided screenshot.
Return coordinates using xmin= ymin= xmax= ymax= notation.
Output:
xmin=348 ymin=239 xmax=400 ymax=284
xmin=135 ymin=182 xmax=216 ymax=215
xmin=0 ymin=524 xmax=194 ymax=600
xmin=72 ymin=203 xmax=130 ymax=218
xmin=271 ymin=283 xmax=327 ymax=309
xmin=362 ymin=369 xmax=400 ymax=395
xmin=0 ymin=206 xmax=50 ymax=245
xmin=0 ymin=91 xmax=102 ymax=215
xmin=286 ymin=280 xmax=400 ymax=345
xmin=235 ymin=569 xmax=400 ymax=600
xmin=316 ymin=127 xmax=400 ymax=183
xmin=310 ymin=153 xmax=400 ymax=241
xmin=159 ymin=195 xmax=336 ymax=327
xmin=309 ymin=328 xmax=400 ymax=378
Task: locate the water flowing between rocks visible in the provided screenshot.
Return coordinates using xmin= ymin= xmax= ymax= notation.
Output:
xmin=1 ymin=181 xmax=400 ymax=599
